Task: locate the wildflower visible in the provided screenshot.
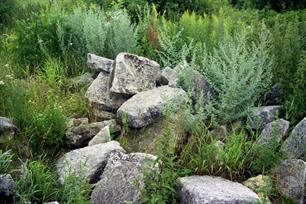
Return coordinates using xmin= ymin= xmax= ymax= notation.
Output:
xmin=5 ymin=75 xmax=13 ymax=80
xmin=0 ymin=81 xmax=4 ymax=85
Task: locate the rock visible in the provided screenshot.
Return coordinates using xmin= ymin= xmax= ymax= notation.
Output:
xmin=87 ymin=53 xmax=114 ymax=73
xmin=177 ymin=176 xmax=260 ymax=204
xmin=0 ymin=117 xmax=16 ymax=135
xmin=66 ymin=118 xmax=89 ymax=128
xmin=110 ymin=52 xmax=160 ymax=95
xmin=243 ymin=175 xmax=273 ymax=203
xmin=88 ymin=125 xmax=111 ymax=146
xmin=247 ymin=106 xmax=284 ymax=130
xmin=66 ymin=120 xmax=116 ymax=148
xmin=69 ymin=72 xmax=94 ymax=87
xmin=56 ymin=141 xmax=125 ymax=184
xmin=117 ymin=86 xmax=187 ymax=128
xmin=85 ymin=72 xmax=128 ymax=121
xmin=0 ymin=174 xmax=16 ymax=203
xmin=274 ymin=159 xmax=305 ymax=204
xmin=281 ymin=117 xmax=306 ymax=158
xmin=157 ymin=67 xmax=178 ymax=86
xmin=91 ymin=151 xmax=157 ymax=204
xmin=210 ymin=126 xmax=228 ymax=141
xmin=256 ymin=119 xmax=289 ymax=147
xmin=263 ymin=84 xmax=284 ymax=106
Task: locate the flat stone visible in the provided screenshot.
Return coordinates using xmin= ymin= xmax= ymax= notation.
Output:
xmin=157 ymin=67 xmax=178 ymax=86
xmin=281 ymin=117 xmax=306 ymax=158
xmin=66 ymin=120 xmax=116 ymax=148
xmin=56 ymin=141 xmax=125 ymax=184
xmin=177 ymin=176 xmax=260 ymax=204
xmin=247 ymin=106 xmax=284 ymax=130
xmin=110 ymin=53 xmax=160 ymax=95
xmin=274 ymin=159 xmax=306 ymax=204
xmin=117 ymin=86 xmax=187 ymax=128
xmin=256 ymin=119 xmax=289 ymax=147
xmin=87 ymin=53 xmax=114 ymax=73
xmin=85 ymin=72 xmax=128 ymax=120
xmin=88 ymin=125 xmax=111 ymax=146
xmin=91 ymin=151 xmax=157 ymax=204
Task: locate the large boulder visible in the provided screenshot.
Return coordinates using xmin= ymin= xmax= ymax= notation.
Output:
xmin=56 ymin=141 xmax=125 ymax=184
xmin=0 ymin=174 xmax=16 ymax=203
xmin=66 ymin=119 xmax=116 ymax=148
xmin=91 ymin=151 xmax=157 ymax=204
xmin=274 ymin=159 xmax=305 ymax=204
xmin=117 ymin=86 xmax=187 ymax=129
xmin=110 ymin=53 xmax=160 ymax=95
xmin=87 ymin=53 xmax=114 ymax=73
xmin=256 ymin=119 xmax=289 ymax=147
xmin=177 ymin=176 xmax=260 ymax=204
xmin=0 ymin=117 xmax=16 ymax=135
xmin=85 ymin=72 xmax=128 ymax=121
xmin=281 ymin=117 xmax=306 ymax=158
xmin=247 ymin=106 xmax=284 ymax=130
xmin=88 ymin=125 xmax=111 ymax=146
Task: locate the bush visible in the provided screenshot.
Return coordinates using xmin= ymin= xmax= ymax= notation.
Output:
xmin=199 ymin=24 xmax=272 ymax=123
xmin=0 ymin=0 xmax=16 ymax=25
xmin=232 ymin=0 xmax=306 ymax=11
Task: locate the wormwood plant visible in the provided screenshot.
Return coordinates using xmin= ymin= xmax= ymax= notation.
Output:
xmin=200 ymin=24 xmax=272 ymax=123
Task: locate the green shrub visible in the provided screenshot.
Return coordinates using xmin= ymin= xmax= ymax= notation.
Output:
xmin=232 ymin=0 xmax=306 ymax=11
xmin=0 ymin=0 xmax=16 ymax=25
xmin=16 ymin=160 xmax=58 ymax=203
xmin=199 ymin=24 xmax=272 ymax=123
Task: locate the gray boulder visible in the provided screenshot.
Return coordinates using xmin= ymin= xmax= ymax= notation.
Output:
xmin=0 ymin=117 xmax=16 ymax=135
xmin=88 ymin=125 xmax=111 ymax=146
xmin=85 ymin=72 xmax=128 ymax=121
xmin=0 ymin=174 xmax=16 ymax=203
xmin=247 ymin=106 xmax=283 ymax=130
xmin=66 ymin=119 xmax=116 ymax=148
xmin=91 ymin=151 xmax=157 ymax=204
xmin=56 ymin=141 xmax=125 ymax=184
xmin=66 ymin=118 xmax=89 ymax=128
xmin=177 ymin=176 xmax=260 ymax=204
xmin=110 ymin=53 xmax=160 ymax=95
xmin=157 ymin=67 xmax=179 ymax=87
xmin=274 ymin=159 xmax=305 ymax=204
xmin=281 ymin=117 xmax=306 ymax=159
xmin=256 ymin=119 xmax=289 ymax=147
xmin=117 ymin=86 xmax=187 ymax=128
xmin=87 ymin=53 xmax=114 ymax=73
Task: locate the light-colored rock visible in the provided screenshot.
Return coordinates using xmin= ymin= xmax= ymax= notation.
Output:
xmin=243 ymin=175 xmax=273 ymax=203
xmin=85 ymin=72 xmax=128 ymax=120
xmin=281 ymin=117 xmax=306 ymax=158
xmin=247 ymin=106 xmax=283 ymax=130
xmin=274 ymin=159 xmax=305 ymax=204
xmin=117 ymin=86 xmax=187 ymax=128
xmin=0 ymin=117 xmax=16 ymax=135
xmin=110 ymin=52 xmax=160 ymax=95
xmin=157 ymin=67 xmax=179 ymax=86
xmin=0 ymin=174 xmax=16 ymax=203
xmin=87 ymin=53 xmax=114 ymax=73
xmin=66 ymin=120 xmax=116 ymax=148
xmin=256 ymin=119 xmax=289 ymax=146
xmin=177 ymin=176 xmax=260 ymax=204
xmin=56 ymin=141 xmax=125 ymax=184
xmin=66 ymin=118 xmax=89 ymax=128
xmin=88 ymin=125 xmax=111 ymax=146
xmin=91 ymin=151 xmax=157 ymax=204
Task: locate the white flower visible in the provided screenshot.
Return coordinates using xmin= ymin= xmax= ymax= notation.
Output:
xmin=0 ymin=81 xmax=4 ymax=85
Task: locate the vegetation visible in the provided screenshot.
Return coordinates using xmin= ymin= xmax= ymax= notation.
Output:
xmin=0 ymin=0 xmax=305 ymax=203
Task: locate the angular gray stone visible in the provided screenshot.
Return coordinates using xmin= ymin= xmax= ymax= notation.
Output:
xmin=157 ymin=67 xmax=178 ymax=87
xmin=247 ymin=106 xmax=283 ymax=130
xmin=0 ymin=174 xmax=16 ymax=202
xmin=56 ymin=141 xmax=125 ymax=184
xmin=66 ymin=118 xmax=89 ymax=128
xmin=274 ymin=159 xmax=305 ymax=204
xmin=281 ymin=117 xmax=306 ymax=159
xmin=0 ymin=117 xmax=16 ymax=135
xmin=110 ymin=53 xmax=160 ymax=95
xmin=87 ymin=53 xmax=114 ymax=73
xmin=91 ymin=151 xmax=157 ymax=204
xmin=117 ymin=86 xmax=187 ymax=128
xmin=88 ymin=125 xmax=111 ymax=146
xmin=177 ymin=176 xmax=260 ymax=204
xmin=85 ymin=72 xmax=128 ymax=120
xmin=256 ymin=119 xmax=289 ymax=146
xmin=66 ymin=120 xmax=116 ymax=148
